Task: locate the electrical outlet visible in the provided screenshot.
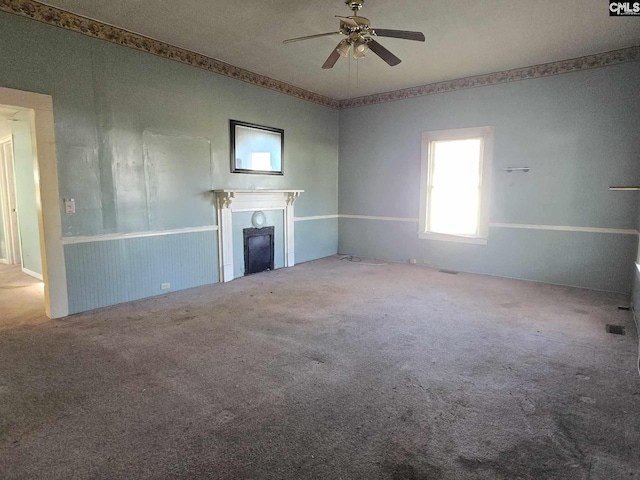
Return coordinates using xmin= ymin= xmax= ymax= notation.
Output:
xmin=160 ymin=283 xmax=170 ymax=290
xmin=409 ymin=258 xmax=417 ymax=264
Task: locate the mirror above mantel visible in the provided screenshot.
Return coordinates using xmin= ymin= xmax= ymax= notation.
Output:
xmin=230 ymin=120 xmax=284 ymax=175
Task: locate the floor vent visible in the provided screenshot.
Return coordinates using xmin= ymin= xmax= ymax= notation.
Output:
xmin=439 ymin=269 xmax=459 ymax=275
xmin=606 ymin=324 xmax=626 ymax=335
xmin=617 ymin=306 xmax=630 ymax=311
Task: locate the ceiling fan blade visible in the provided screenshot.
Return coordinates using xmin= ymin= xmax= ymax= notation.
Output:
xmin=322 ymin=43 xmax=343 ymax=69
xmin=372 ymin=28 xmax=425 ymax=42
xmin=335 ymin=15 xmax=359 ymax=27
xmin=283 ymin=32 xmax=342 ymax=44
xmin=367 ymin=39 xmax=401 ymax=66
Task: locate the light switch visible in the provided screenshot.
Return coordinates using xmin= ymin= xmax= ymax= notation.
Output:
xmin=64 ymin=198 xmax=75 ymax=214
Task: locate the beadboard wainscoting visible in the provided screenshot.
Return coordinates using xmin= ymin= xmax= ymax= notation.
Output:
xmin=64 ymin=229 xmax=218 ymax=314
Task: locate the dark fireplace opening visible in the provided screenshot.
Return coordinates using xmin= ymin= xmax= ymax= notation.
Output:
xmin=243 ymin=226 xmax=275 ymax=276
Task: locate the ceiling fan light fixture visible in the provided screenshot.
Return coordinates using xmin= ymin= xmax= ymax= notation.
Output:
xmin=336 ymin=39 xmax=351 ymax=57
xmin=352 ymin=38 xmax=369 ymax=59
xmin=353 ymin=48 xmax=366 ymax=59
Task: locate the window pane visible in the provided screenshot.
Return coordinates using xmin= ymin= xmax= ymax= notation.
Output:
xmin=432 ymin=139 xmax=481 ymax=188
xmin=428 ymin=138 xmax=482 ymax=236
xmin=429 ymin=187 xmax=479 ymax=235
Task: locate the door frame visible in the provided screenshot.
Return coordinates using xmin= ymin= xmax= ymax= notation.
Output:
xmin=0 ymin=87 xmax=68 ymax=318
xmin=0 ymin=136 xmax=21 ymax=265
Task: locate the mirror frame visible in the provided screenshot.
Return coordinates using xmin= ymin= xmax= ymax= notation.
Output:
xmin=230 ymin=120 xmax=284 ymax=175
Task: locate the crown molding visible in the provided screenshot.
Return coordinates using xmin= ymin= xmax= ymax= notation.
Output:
xmin=0 ymin=1 xmax=638 ymax=111
xmin=339 ymin=46 xmax=640 ymax=108
xmin=0 ymin=0 xmax=340 ymax=108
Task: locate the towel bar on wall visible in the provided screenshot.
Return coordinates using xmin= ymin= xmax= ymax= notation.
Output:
xmin=609 ymin=187 xmax=640 ymax=191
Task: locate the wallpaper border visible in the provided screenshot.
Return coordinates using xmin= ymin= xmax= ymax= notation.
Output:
xmin=338 ymin=46 xmax=640 ymax=108
xmin=0 ymin=0 xmax=638 ymax=110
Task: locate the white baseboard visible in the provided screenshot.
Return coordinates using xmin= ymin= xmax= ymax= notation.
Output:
xmin=22 ymin=267 xmax=43 ymax=281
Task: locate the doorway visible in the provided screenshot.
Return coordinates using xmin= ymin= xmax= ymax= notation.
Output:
xmin=0 ymin=109 xmax=43 ymax=279
xmin=0 ymin=106 xmax=46 ymax=326
xmin=0 ymin=86 xmax=68 ymax=319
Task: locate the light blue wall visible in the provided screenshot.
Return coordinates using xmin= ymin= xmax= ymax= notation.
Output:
xmin=338 ymin=62 xmax=640 ymax=293
xmin=232 ymin=210 xmax=284 ymax=279
xmin=295 ymin=218 xmax=339 ymax=264
xmin=339 ymin=218 xmax=637 ymax=292
xmin=12 ymin=125 xmax=42 ymax=276
xmin=0 ymin=12 xmax=339 ymax=314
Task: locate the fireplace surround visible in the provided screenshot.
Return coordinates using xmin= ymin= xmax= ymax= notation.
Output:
xmin=213 ymin=189 xmax=303 ymax=281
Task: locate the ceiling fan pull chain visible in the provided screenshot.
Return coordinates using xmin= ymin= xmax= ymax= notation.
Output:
xmin=348 ymin=51 xmax=351 ymax=98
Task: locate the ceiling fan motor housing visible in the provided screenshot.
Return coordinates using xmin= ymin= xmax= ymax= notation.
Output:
xmin=345 ymin=0 xmax=364 ymax=12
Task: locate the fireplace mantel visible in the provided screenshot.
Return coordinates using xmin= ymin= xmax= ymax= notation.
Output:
xmin=212 ymin=189 xmax=304 ymax=282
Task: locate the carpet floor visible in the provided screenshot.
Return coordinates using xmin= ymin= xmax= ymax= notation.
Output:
xmin=1 ymin=256 xmax=638 ymax=479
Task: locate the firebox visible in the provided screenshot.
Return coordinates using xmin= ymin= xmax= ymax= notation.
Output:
xmin=243 ymin=226 xmax=275 ymax=275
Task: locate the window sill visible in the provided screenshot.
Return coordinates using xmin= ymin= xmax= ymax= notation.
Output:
xmin=418 ymin=232 xmax=488 ymax=245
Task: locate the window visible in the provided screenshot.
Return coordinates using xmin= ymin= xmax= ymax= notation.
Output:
xmin=419 ymin=126 xmax=493 ymax=245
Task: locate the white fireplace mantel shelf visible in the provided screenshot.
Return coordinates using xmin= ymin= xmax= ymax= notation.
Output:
xmin=212 ymin=189 xmax=304 ymax=282
xmin=212 ymin=189 xmax=303 ymax=209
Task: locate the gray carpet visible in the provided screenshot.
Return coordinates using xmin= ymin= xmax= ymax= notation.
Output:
xmin=1 ymin=256 xmax=638 ymax=479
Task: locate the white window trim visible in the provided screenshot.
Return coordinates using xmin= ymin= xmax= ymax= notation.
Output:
xmin=418 ymin=126 xmax=494 ymax=245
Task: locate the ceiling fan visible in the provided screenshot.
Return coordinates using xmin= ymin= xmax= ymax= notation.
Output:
xmin=283 ymin=0 xmax=425 ymax=69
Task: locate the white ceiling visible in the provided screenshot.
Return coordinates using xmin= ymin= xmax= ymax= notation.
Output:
xmin=40 ymin=0 xmax=640 ymax=100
